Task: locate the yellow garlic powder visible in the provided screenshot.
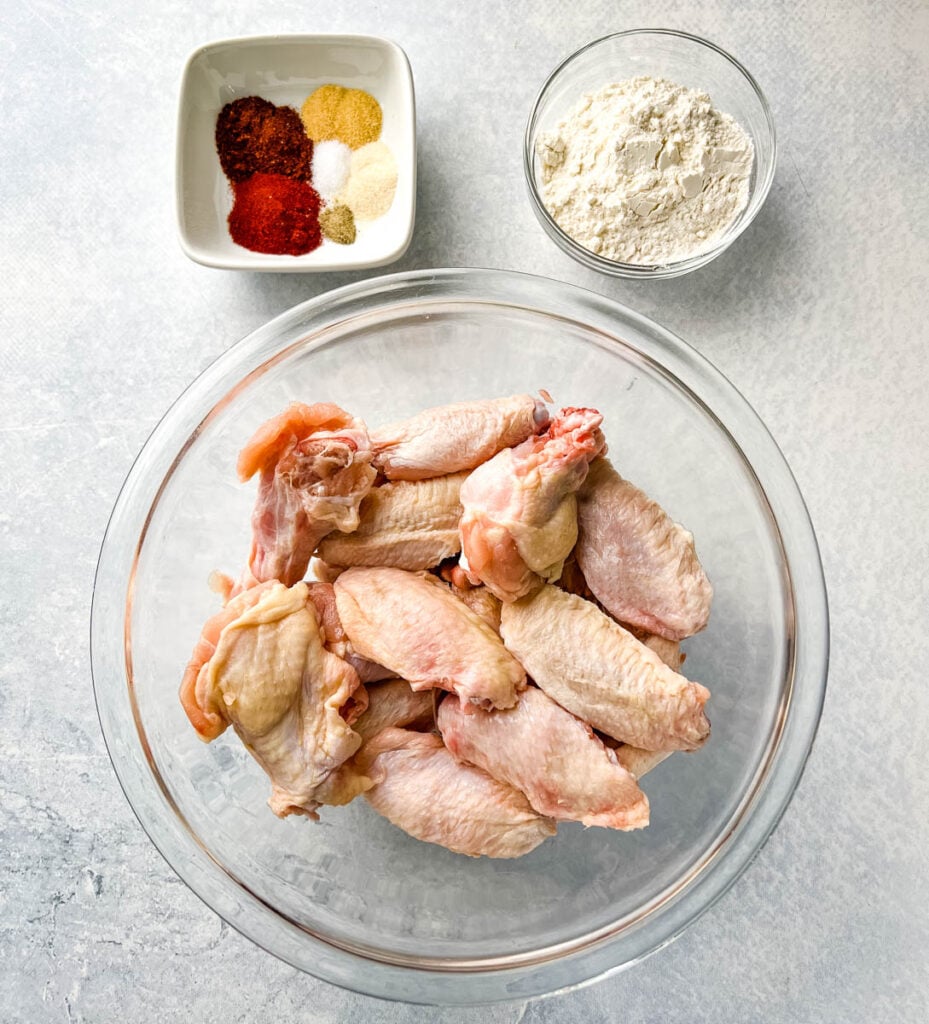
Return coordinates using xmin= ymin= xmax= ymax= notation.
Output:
xmin=300 ymin=84 xmax=382 ymax=150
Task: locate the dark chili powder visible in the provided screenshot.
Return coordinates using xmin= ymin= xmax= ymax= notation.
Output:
xmin=215 ymin=96 xmax=314 ymax=182
xmin=228 ymin=173 xmax=322 ymax=255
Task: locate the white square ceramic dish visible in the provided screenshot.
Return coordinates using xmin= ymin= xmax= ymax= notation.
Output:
xmin=176 ymin=34 xmax=416 ymax=271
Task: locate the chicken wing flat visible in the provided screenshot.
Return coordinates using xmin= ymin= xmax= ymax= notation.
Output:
xmin=237 ymin=402 xmax=376 ymax=586
xmin=438 ymin=687 xmax=649 ymax=830
xmin=371 ymin=394 xmax=549 ymax=481
xmin=317 ymin=472 xmax=466 ymax=571
xmin=179 ymin=581 xmax=369 ymax=819
xmin=596 ymin=632 xmax=681 ymax=776
xmin=575 ymin=457 xmax=712 ymax=641
xmin=334 ymin=567 xmax=526 ymax=709
xmin=459 ymin=407 xmax=607 ymax=602
xmin=612 ymin=633 xmax=682 ymax=776
xmin=353 ymin=679 xmax=435 ymax=741
xmin=356 ymin=728 xmax=556 ymax=858
xmin=500 ymin=585 xmax=710 ymax=751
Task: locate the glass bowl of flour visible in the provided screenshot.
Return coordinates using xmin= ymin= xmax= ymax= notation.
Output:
xmin=524 ymin=29 xmax=776 ymax=278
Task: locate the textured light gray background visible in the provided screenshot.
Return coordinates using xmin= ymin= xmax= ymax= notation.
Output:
xmin=2 ymin=1 xmax=928 ymax=1021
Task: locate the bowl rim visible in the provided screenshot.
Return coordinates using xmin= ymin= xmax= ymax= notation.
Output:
xmin=522 ymin=27 xmax=778 ymax=279
xmin=175 ymin=32 xmax=416 ymax=272
xmin=91 ymin=267 xmax=827 ymax=1004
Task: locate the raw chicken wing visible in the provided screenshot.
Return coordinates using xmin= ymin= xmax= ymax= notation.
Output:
xmin=334 ymin=567 xmax=526 ymax=709
xmin=357 ymin=728 xmax=556 ymax=858
xmin=438 ymin=687 xmax=649 ymax=830
xmin=602 ymin=635 xmax=682 ymax=777
xmin=309 ymin=557 xmax=345 ymax=584
xmin=459 ymin=407 xmax=607 ymax=602
xmin=353 ymin=679 xmax=435 ymax=741
xmin=559 ymin=556 xmax=685 ymax=669
xmin=437 ymin=561 xmax=503 ymax=630
xmin=317 ymin=472 xmax=466 ymax=570
xmin=447 ymin=583 xmax=502 ymax=632
xmin=500 ymin=585 xmax=710 ymax=750
xmin=556 ymin=552 xmax=597 ymax=602
xmin=575 ymin=457 xmax=713 ymax=640
xmin=180 ymin=580 xmax=277 ymax=740
xmin=237 ymin=403 xmax=376 ymax=586
xmin=614 ymin=745 xmax=672 ymax=779
xmin=639 ymin=631 xmax=684 ymax=672
xmin=304 ymin=581 xmax=393 ymax=684
xmin=179 ymin=581 xmax=369 ymax=818
xmin=371 ymin=394 xmax=549 ymax=481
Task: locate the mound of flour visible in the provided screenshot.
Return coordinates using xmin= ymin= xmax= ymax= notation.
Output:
xmin=536 ymin=77 xmax=754 ymax=265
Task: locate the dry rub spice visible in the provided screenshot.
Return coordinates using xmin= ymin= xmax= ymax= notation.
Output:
xmin=228 ymin=173 xmax=322 ymax=255
xmin=300 ymin=84 xmax=383 ymax=149
xmin=311 ymin=140 xmax=352 ymax=200
xmin=338 ymin=141 xmax=397 ymax=221
xmin=215 ymin=96 xmax=313 ymax=182
xmin=319 ymin=203 xmax=356 ymax=244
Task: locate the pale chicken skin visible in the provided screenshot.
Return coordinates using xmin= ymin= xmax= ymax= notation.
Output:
xmin=317 ymin=472 xmax=466 ymax=571
xmin=459 ymin=408 xmax=607 ymax=602
xmin=438 ymin=687 xmax=649 ymax=830
xmin=371 ymin=394 xmax=549 ymax=481
xmin=353 ymin=679 xmax=436 ymax=742
xmin=500 ymin=585 xmax=710 ymax=751
xmin=334 ymin=567 xmax=526 ymax=709
xmin=302 ymin=580 xmax=394 ymax=685
xmin=308 ymin=557 xmax=345 ymax=584
xmin=576 ymin=457 xmax=713 ymax=641
xmin=600 ymin=632 xmax=682 ymax=776
xmin=614 ymin=745 xmax=672 ymax=779
xmin=180 ymin=580 xmax=278 ymax=741
xmin=356 ymin=728 xmax=556 ymax=858
xmin=237 ymin=402 xmax=377 ymax=587
xmin=448 ymin=583 xmax=502 ymax=633
xmin=437 ymin=561 xmax=504 ymax=630
xmin=640 ymin=631 xmax=685 ymax=672
xmin=559 ymin=556 xmax=686 ymax=669
xmin=610 ymin=630 xmax=684 ymax=774
xmin=179 ymin=581 xmax=369 ymax=819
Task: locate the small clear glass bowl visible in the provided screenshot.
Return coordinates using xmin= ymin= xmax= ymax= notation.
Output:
xmin=524 ymin=29 xmax=777 ymax=279
xmin=91 ymin=269 xmax=826 ymax=1004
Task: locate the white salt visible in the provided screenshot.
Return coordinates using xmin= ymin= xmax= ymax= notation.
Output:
xmin=311 ymin=140 xmax=352 ymax=201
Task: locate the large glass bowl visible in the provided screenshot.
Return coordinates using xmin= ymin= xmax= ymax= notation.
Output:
xmin=91 ymin=269 xmax=827 ymax=1004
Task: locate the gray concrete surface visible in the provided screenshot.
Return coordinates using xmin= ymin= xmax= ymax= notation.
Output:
xmin=2 ymin=1 xmax=927 ymax=1020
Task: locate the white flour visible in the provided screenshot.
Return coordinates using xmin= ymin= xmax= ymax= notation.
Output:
xmin=537 ymin=77 xmax=754 ymax=265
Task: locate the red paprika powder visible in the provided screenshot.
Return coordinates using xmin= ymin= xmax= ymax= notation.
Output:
xmin=228 ymin=173 xmax=322 ymax=256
